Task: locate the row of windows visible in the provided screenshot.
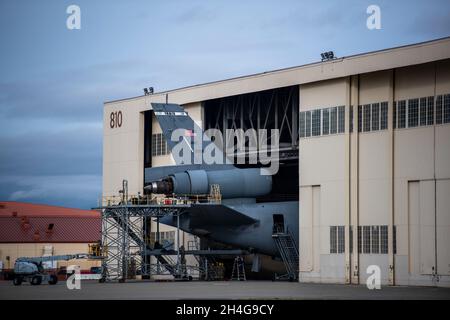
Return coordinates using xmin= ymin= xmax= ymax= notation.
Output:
xmin=330 ymin=225 xmax=396 ymax=254
xmin=357 ymin=225 xmax=388 ymax=254
xmin=149 ymin=231 xmax=175 ymax=248
xmin=355 ymin=102 xmax=389 ymax=132
xmin=330 ymin=226 xmax=345 ymax=254
xmin=151 ymin=133 xmax=169 ymax=157
xmin=302 ymin=94 xmax=450 ymax=138
xmin=299 ymin=106 xmax=345 ymax=138
xmin=394 ymin=94 xmax=450 ymax=129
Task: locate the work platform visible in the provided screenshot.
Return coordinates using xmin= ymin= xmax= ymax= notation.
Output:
xmin=93 ymin=181 xmax=237 ymax=282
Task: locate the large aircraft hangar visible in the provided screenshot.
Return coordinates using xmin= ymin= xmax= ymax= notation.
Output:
xmin=103 ymin=37 xmax=450 ymax=287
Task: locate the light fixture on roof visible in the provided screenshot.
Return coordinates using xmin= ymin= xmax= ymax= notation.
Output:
xmin=321 ymin=51 xmax=335 ymax=61
xmin=143 ymin=87 xmax=154 ymax=96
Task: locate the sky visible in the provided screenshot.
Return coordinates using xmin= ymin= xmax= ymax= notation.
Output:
xmin=0 ymin=0 xmax=449 ymax=209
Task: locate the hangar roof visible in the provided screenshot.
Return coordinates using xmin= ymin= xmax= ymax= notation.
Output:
xmin=0 ymin=202 xmax=100 ymax=243
xmin=105 ymin=36 xmax=450 ymax=106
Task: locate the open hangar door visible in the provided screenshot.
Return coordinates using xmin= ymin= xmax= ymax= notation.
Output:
xmin=203 ymin=85 xmax=300 ymax=279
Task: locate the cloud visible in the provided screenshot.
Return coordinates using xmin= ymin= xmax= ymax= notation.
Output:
xmin=0 ymin=123 xmax=102 ymax=176
xmin=0 ymin=60 xmax=149 ymax=122
xmin=410 ymin=11 xmax=450 ymax=37
xmin=0 ymin=174 xmax=101 ymax=209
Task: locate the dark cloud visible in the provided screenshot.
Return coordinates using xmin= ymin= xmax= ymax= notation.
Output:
xmin=0 ymin=124 xmax=102 ymax=176
xmin=0 ymin=60 xmax=148 ymax=122
xmin=410 ymin=11 xmax=450 ymax=37
xmin=0 ymin=174 xmax=101 ymax=209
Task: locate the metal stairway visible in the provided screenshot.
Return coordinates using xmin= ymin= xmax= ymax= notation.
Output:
xmin=272 ymin=227 xmax=299 ymax=281
xmin=110 ymin=214 xmax=178 ymax=277
xmin=188 ymin=239 xmax=220 ymax=281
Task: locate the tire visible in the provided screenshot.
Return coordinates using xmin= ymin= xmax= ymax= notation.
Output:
xmin=31 ymin=275 xmax=42 ymax=286
xmin=48 ymin=275 xmax=58 ymax=285
xmin=13 ymin=277 xmax=23 ymax=286
xmin=99 ymin=277 xmax=106 ymax=283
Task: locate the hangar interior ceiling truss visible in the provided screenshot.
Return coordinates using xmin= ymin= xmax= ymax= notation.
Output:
xmin=204 ymin=85 xmax=299 ymax=161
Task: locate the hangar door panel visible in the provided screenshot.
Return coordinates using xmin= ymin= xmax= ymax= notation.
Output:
xmin=437 ymin=179 xmax=450 ymax=276
xmin=299 ymin=186 xmax=320 ymax=272
xmin=408 ymin=181 xmax=435 ymax=276
xmin=419 ymin=180 xmax=435 ymax=275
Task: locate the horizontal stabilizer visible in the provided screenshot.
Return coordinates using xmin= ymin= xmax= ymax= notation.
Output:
xmin=160 ymin=203 xmax=258 ymax=231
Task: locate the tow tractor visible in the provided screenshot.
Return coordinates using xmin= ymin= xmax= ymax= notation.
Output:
xmin=12 ymin=254 xmax=93 ymax=286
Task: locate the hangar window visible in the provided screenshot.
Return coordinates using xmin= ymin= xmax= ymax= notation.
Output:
xmin=444 ymin=94 xmax=450 ymax=123
xmin=322 ymin=108 xmax=330 ymax=135
xmin=363 ymin=226 xmax=371 ymax=254
xmin=380 ymin=102 xmax=388 ymax=130
xmin=151 ymin=133 xmax=168 ymax=157
xmin=408 ymin=98 xmax=419 ymax=127
xmin=338 ymin=106 xmax=345 ymax=133
xmin=357 ymin=226 xmax=362 ymax=254
xmin=371 ymin=226 xmax=380 ymax=254
xmin=312 ymin=109 xmax=321 ymax=136
xmin=380 ymin=226 xmax=388 ymax=254
xmin=427 ymin=96 xmax=434 ymax=125
xmin=349 ymin=226 xmax=353 ymax=253
xmin=393 ymin=101 xmax=397 ymax=129
xmin=419 ymin=98 xmax=427 ymax=126
xmin=330 ymin=226 xmax=337 ymax=254
xmin=349 ymin=106 xmax=354 ymax=133
xmin=393 ymin=225 xmax=397 ymax=254
xmin=330 ymin=107 xmax=337 ymax=134
xmin=397 ymin=100 xmax=406 ymax=128
xmin=330 ymin=226 xmax=345 ymax=254
xmin=299 ymin=112 xmax=306 ymax=138
xmin=149 ymin=231 xmax=175 ymax=248
xmin=371 ymin=103 xmax=380 ymax=131
xmin=305 ymin=111 xmax=311 ymax=137
xmin=358 ymin=106 xmax=362 ymax=132
xmin=436 ymin=95 xmax=443 ymax=124
xmin=337 ymin=226 xmax=345 ymax=253
xmin=357 ymin=225 xmax=389 ymax=254
xmin=363 ymin=104 xmax=371 ymax=132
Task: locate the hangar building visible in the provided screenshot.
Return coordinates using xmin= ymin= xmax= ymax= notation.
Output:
xmin=103 ymin=37 xmax=450 ymax=287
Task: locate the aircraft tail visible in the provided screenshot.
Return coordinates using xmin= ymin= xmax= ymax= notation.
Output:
xmin=151 ymin=103 xmax=231 ymax=166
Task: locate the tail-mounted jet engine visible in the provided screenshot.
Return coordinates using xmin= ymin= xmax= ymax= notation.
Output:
xmin=145 ymin=168 xmax=272 ymax=199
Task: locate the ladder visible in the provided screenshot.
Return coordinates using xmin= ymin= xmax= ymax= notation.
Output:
xmin=272 ymin=228 xmax=299 ymax=281
xmin=231 ymin=256 xmax=246 ymax=281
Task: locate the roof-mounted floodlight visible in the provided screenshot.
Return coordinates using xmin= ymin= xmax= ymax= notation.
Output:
xmin=321 ymin=51 xmax=335 ymax=61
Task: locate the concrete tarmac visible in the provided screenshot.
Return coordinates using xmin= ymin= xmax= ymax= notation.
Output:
xmin=1 ymin=280 xmax=450 ymax=300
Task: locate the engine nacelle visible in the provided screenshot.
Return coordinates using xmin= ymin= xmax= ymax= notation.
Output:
xmin=146 ymin=168 xmax=272 ymax=199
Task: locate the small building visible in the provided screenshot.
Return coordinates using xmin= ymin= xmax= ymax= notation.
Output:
xmin=0 ymin=201 xmax=101 ymax=277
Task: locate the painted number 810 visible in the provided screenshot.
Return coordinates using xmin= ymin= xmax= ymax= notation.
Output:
xmin=110 ymin=111 xmax=123 ymax=128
